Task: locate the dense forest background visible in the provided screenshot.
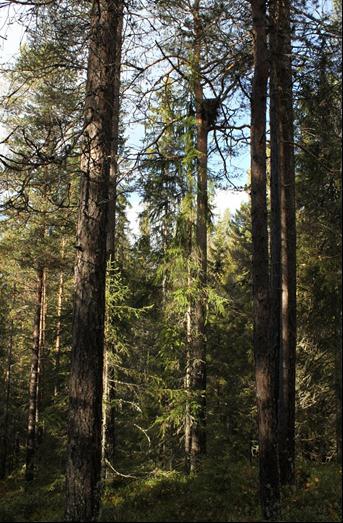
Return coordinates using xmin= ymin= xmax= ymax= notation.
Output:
xmin=0 ymin=0 xmax=341 ymax=521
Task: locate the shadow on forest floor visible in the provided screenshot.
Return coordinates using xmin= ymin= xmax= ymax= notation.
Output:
xmin=0 ymin=433 xmax=65 ymax=522
xmin=101 ymin=462 xmax=259 ymax=522
xmin=0 ymin=453 xmax=341 ymax=522
xmin=100 ymin=460 xmax=342 ymax=522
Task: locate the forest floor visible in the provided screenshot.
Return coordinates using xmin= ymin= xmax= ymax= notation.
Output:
xmin=0 ymin=446 xmax=341 ymax=523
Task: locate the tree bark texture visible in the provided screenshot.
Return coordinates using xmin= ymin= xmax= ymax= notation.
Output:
xmin=250 ymin=0 xmax=280 ymax=518
xmin=25 ymin=268 xmax=44 ymax=482
xmin=269 ymin=0 xmax=296 ymax=486
xmin=65 ymin=1 xmax=119 ymax=520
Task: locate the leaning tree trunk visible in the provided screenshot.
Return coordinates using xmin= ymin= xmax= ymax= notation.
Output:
xmin=270 ymin=0 xmax=296 ymax=485
xmin=25 ymin=268 xmax=44 ymax=482
xmin=65 ymin=1 xmax=118 ymax=521
xmin=250 ymin=0 xmax=280 ymax=519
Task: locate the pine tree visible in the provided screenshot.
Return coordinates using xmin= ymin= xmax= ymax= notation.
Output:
xmin=250 ymin=0 xmax=280 ymax=518
xmin=269 ymin=0 xmax=297 ymax=486
xmin=65 ymin=1 xmax=122 ymax=520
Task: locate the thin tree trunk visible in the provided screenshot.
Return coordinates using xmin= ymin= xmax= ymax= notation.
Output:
xmin=185 ymin=253 xmax=193 ymax=472
xmin=335 ymin=307 xmax=342 ymax=463
xmin=103 ymin=271 xmax=117 ymax=473
xmin=269 ymin=13 xmax=281 ymax=435
xmin=250 ymin=0 xmax=280 ymax=518
xmin=184 ymin=151 xmax=194 ymax=473
xmin=0 ymin=285 xmax=16 ymax=479
xmin=65 ymin=1 xmax=118 ymax=520
xmin=25 ymin=268 xmax=44 ymax=482
xmin=106 ymin=382 xmax=116 ymax=467
xmin=270 ymin=0 xmax=296 ymax=485
xmin=102 ymin=0 xmax=124 ymax=475
xmin=54 ymin=239 xmax=65 ymax=397
xmin=106 ymin=0 xmax=123 ymax=260
xmin=36 ymin=269 xmax=47 ymax=444
xmin=54 ymin=273 xmax=64 ymax=394
xmin=188 ymin=0 xmax=207 ymax=471
xmin=101 ymin=346 xmax=109 ymax=480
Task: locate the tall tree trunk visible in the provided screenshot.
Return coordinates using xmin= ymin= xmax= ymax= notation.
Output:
xmin=65 ymin=1 xmax=119 ymax=520
xmin=25 ymin=268 xmax=44 ymax=482
xmin=270 ymin=0 xmax=296 ymax=485
xmin=269 ymin=19 xmax=281 ymax=435
xmin=250 ymin=0 xmax=280 ymax=519
xmin=185 ymin=225 xmax=193 ymax=472
xmin=184 ymin=145 xmax=195 ymax=472
xmin=188 ymin=0 xmax=207 ymax=472
xmin=102 ymin=0 xmax=124 ymax=476
xmin=54 ymin=242 xmax=65 ymax=397
xmin=0 ymin=285 xmax=16 ymax=479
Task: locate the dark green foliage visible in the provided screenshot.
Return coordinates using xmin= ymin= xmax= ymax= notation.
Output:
xmin=207 ymin=204 xmax=255 ymax=459
xmin=295 ymin=27 xmax=342 ymax=462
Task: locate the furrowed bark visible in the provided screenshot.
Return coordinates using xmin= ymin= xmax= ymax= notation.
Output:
xmin=65 ymin=1 xmax=119 ymax=520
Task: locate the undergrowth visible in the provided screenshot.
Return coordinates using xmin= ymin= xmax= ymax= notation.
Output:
xmin=0 ymin=454 xmax=341 ymax=522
